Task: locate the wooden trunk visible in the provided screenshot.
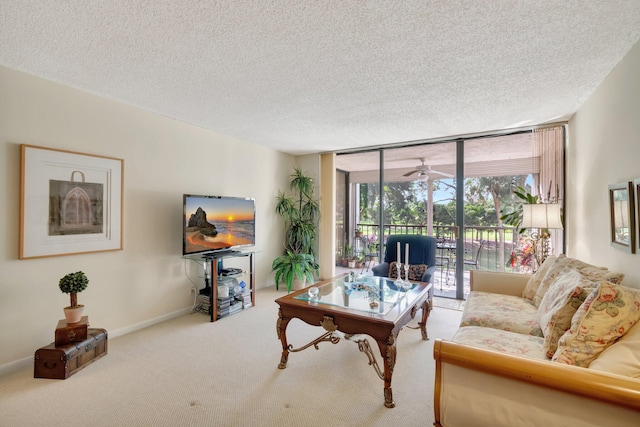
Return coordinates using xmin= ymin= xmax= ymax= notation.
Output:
xmin=34 ymin=328 xmax=108 ymax=379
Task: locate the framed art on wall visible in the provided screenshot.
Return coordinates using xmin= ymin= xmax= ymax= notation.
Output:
xmin=608 ymin=181 xmax=635 ymax=254
xmin=20 ymin=144 xmax=124 ymax=259
xmin=635 ymin=178 xmax=640 ymax=253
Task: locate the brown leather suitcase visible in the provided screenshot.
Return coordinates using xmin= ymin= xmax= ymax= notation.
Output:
xmin=54 ymin=316 xmax=88 ymax=346
xmin=34 ymin=328 xmax=108 ymax=379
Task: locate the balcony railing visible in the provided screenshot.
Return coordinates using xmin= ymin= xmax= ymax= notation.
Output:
xmin=350 ymin=223 xmax=525 ymax=273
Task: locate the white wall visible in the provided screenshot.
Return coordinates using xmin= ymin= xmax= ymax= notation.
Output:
xmin=567 ymin=40 xmax=640 ymax=287
xmin=0 ymin=66 xmax=295 ymax=369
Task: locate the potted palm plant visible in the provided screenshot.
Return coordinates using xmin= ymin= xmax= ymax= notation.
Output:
xmin=59 ymin=271 xmax=89 ymax=323
xmin=273 ymin=168 xmax=320 ymax=292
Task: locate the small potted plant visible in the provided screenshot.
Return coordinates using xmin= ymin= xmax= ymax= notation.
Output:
xmin=347 ymin=254 xmax=356 ymax=269
xmin=341 ymin=244 xmax=352 ymax=267
xmin=59 ymin=271 xmax=89 ymax=323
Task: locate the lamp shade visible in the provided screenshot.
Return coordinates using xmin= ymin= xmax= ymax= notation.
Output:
xmin=522 ymin=203 xmax=563 ymax=229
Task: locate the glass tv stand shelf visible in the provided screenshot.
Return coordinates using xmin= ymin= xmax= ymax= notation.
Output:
xmin=184 ymin=250 xmax=255 ymax=322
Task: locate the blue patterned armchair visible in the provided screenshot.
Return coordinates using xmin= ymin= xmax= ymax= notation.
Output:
xmin=372 ymin=234 xmax=437 ymax=287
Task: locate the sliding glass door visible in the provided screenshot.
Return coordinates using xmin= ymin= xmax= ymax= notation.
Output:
xmin=335 ymin=126 xmax=565 ymax=299
xmin=336 ymin=142 xmax=461 ymax=294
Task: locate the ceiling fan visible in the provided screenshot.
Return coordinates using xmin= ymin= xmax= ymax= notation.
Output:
xmin=403 ymin=158 xmax=453 ymax=178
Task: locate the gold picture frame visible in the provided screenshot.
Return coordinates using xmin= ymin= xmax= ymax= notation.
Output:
xmin=608 ymin=181 xmax=635 ymax=253
xmin=20 ymin=144 xmax=124 ymax=259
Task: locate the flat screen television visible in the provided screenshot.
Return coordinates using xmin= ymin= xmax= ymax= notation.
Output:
xmin=183 ymin=194 xmax=255 ymax=256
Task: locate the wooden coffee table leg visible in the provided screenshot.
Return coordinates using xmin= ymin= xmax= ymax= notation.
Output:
xmin=377 ymin=335 xmax=397 ymax=408
xmin=276 ymin=308 xmax=291 ymax=369
xmin=418 ymin=298 xmax=432 ymax=341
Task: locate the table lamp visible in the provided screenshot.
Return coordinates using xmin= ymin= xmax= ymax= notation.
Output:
xmin=521 ymin=203 xmax=563 ymax=267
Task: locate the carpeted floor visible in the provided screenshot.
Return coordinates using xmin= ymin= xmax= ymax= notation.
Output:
xmin=433 ymin=296 xmax=466 ymax=311
xmin=0 ymin=286 xmax=462 ymax=427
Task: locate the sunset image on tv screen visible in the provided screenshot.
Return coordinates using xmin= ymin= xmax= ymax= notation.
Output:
xmin=184 ymin=196 xmax=255 ymax=255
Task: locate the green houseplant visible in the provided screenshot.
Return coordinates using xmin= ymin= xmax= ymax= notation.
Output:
xmin=499 ymin=185 xmax=539 ymax=233
xmin=59 ymin=271 xmax=89 ymax=323
xmin=272 ymin=251 xmax=319 ymax=293
xmin=272 ymin=168 xmax=320 ymax=292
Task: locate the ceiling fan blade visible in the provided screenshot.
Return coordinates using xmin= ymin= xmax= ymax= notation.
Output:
xmin=429 ymin=169 xmax=454 ymax=178
xmin=403 ymin=170 xmax=419 ymax=177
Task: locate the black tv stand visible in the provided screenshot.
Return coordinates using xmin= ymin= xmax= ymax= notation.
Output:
xmin=184 ymin=250 xmax=255 ymax=322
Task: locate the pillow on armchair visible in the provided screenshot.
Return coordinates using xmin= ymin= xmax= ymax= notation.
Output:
xmin=389 ymin=262 xmax=427 ymax=282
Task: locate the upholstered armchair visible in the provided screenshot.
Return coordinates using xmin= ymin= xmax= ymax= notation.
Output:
xmin=371 ymin=234 xmax=437 ymax=286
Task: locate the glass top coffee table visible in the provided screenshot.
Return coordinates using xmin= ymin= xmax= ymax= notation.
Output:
xmin=275 ymin=274 xmax=433 ymax=408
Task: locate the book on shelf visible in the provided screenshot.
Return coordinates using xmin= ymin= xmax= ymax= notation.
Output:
xmin=218 ymin=298 xmax=244 ymax=317
xmin=238 ymin=292 xmax=252 ymax=308
xmin=193 ymin=294 xmax=211 ymax=315
xmin=217 ymin=296 xmax=232 ymax=309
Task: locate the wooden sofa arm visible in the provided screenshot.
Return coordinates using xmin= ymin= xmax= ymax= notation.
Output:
xmin=470 ymin=270 xmax=530 ymax=296
xmin=433 ymin=339 xmax=640 ymax=427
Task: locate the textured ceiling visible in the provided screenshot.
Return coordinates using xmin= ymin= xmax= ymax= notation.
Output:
xmin=1 ymin=1 xmax=639 ymax=155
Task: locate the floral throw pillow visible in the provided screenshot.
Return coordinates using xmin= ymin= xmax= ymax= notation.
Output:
xmin=522 ymin=255 xmax=557 ymax=300
xmin=552 ymin=281 xmax=640 ymax=367
xmin=389 ymin=262 xmax=427 ymax=281
xmin=533 ymin=254 xmax=624 ymax=307
xmin=537 ymin=270 xmax=595 ymax=358
xmin=589 ymin=318 xmax=640 ymax=378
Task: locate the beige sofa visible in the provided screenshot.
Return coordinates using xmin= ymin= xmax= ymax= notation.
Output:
xmin=433 ymin=256 xmax=640 ymax=427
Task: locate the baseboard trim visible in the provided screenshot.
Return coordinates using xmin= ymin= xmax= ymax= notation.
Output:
xmin=107 ymin=307 xmax=192 ymax=339
xmin=0 ymin=307 xmax=192 ymax=377
xmin=0 ymin=356 xmax=32 ymax=377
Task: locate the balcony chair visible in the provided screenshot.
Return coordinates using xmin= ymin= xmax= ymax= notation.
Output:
xmin=371 ymin=234 xmax=437 ymax=299
xmin=454 ymin=239 xmax=486 ymax=269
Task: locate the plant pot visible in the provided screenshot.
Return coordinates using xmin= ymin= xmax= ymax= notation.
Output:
xmin=63 ymin=305 xmax=84 ymax=324
xmin=291 ymin=277 xmax=307 ymax=291
xmin=341 ymin=259 xmax=348 ymax=267
xmin=348 ymin=260 xmax=356 ymax=268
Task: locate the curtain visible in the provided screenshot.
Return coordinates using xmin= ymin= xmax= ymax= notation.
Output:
xmin=534 ymin=126 xmax=564 ymax=203
xmin=533 ymin=125 xmax=565 ymax=255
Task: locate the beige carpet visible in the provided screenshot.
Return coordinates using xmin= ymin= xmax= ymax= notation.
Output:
xmin=0 ymin=287 xmax=462 ymax=427
xmin=433 ymin=296 xmax=466 ymax=311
